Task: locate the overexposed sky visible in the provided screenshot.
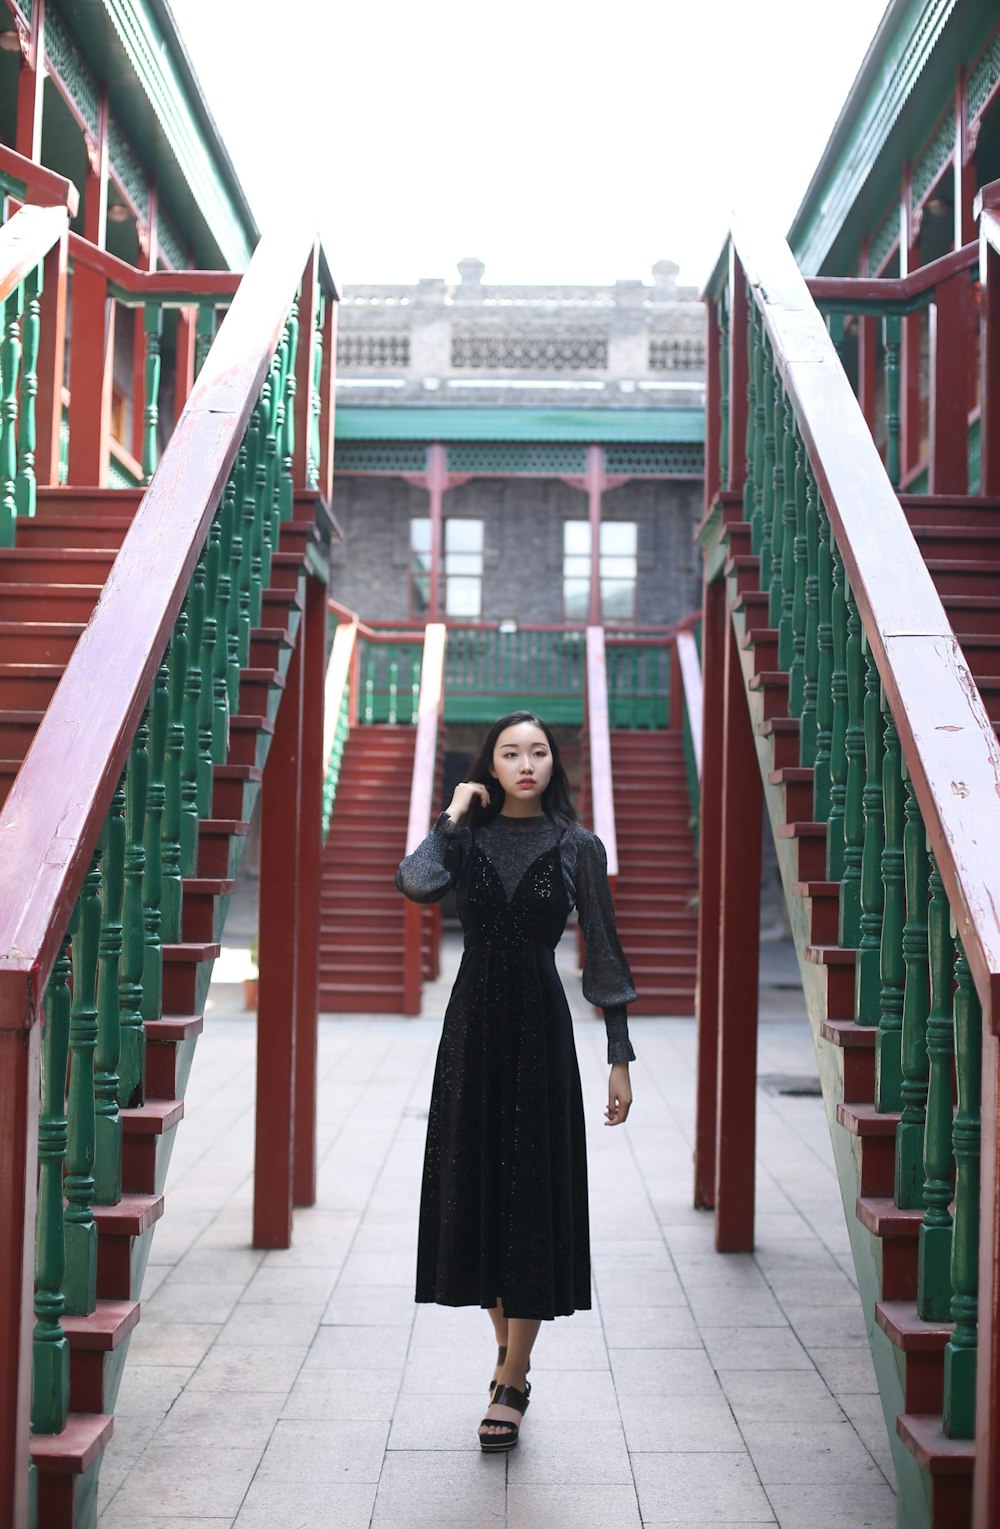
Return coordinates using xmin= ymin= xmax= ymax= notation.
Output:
xmin=168 ymin=0 xmax=890 ymax=290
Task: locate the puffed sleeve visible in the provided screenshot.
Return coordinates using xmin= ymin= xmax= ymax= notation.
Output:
xmin=396 ymin=812 xmax=471 ymax=903
xmin=574 ymin=831 xmax=638 ymax=1064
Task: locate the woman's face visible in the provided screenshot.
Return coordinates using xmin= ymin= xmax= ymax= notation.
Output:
xmin=490 ymin=722 xmax=554 ymax=808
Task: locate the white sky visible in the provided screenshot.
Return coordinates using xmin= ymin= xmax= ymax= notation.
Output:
xmin=168 ymin=0 xmax=890 ymax=291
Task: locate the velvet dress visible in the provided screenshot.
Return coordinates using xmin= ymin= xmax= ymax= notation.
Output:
xmin=396 ymin=812 xmax=636 ymax=1321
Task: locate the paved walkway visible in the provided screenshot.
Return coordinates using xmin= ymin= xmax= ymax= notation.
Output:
xmin=96 ymin=925 xmax=897 ymax=1529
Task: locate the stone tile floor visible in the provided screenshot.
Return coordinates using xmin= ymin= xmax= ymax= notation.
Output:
xmin=97 ymin=930 xmax=897 ymax=1528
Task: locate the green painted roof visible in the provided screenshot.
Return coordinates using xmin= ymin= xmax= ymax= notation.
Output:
xmin=334 ymin=407 xmax=705 ymax=444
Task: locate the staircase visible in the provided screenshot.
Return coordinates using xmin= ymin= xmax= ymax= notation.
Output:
xmin=319 ymin=724 xmax=417 ymax=1012
xmin=8 ymin=485 xmax=313 ymax=1524
xmin=611 ymin=729 xmax=698 ymax=1015
xmin=701 ymin=210 xmax=1000 ymax=1529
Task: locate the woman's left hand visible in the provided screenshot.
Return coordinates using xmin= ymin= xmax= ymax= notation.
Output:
xmin=605 ymin=1064 xmax=632 ymax=1126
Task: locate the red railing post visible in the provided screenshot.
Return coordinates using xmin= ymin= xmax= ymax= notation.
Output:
xmin=929 ymin=269 xmax=973 ymax=494
xmin=705 ymin=294 xmax=721 ymax=513
xmin=0 ymin=977 xmax=38 ymax=1529
xmin=293 ymin=244 xmax=319 ymax=492
xmin=319 ymin=279 xmax=337 ymax=507
xmin=693 ymin=577 xmax=726 ymax=1209
xmin=714 ymin=617 xmax=762 ymax=1250
xmin=402 ymin=624 xmax=447 ymax=1014
xmin=979 ymin=187 xmax=1000 ymax=497
xmin=727 ymin=248 xmax=749 ymax=494
xmin=293 ymin=573 xmax=327 ymax=1209
xmin=67 ymin=261 xmax=115 ymax=485
xmin=668 ymin=637 xmax=683 ymax=731
xmin=34 ymin=222 xmax=68 ymax=489
xmin=254 ymin=618 xmax=304 ymax=1248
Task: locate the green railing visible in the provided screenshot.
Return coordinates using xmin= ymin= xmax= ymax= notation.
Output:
xmin=358 ymin=637 xmax=423 ymax=724
xmin=708 ymin=215 xmax=1000 ymax=1497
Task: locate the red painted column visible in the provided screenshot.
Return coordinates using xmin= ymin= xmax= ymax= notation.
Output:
xmin=427 ymin=442 xmax=447 ymax=621
xmin=705 ymin=300 xmax=721 ymax=514
xmin=35 ymin=229 xmax=68 ymax=489
xmin=67 ymin=263 xmax=114 ymax=486
xmin=319 ymin=289 xmax=338 ymax=508
xmin=174 ymin=309 xmax=197 ymax=417
xmin=930 ymin=271 xmax=971 ymax=494
xmin=0 ymin=982 xmax=39 ymax=1529
xmin=973 ymin=1026 xmax=1000 ymax=1529
xmin=981 ymin=212 xmax=1000 ymax=497
xmin=14 ymin=0 xmax=45 ymax=162
xmin=727 ymin=251 xmax=749 ymax=494
xmin=293 ymin=247 xmax=320 ymax=491
xmin=714 ymin=617 xmax=762 ymax=1251
xmin=586 ymin=444 xmax=604 ymax=627
xmin=693 ymin=575 xmax=727 ymax=1209
xmin=253 ymin=626 xmax=304 ymax=1248
xmin=293 ymin=573 xmax=326 ymax=1208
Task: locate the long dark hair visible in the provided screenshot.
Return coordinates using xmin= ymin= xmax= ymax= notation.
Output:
xmin=464 ymin=711 xmax=578 ymax=828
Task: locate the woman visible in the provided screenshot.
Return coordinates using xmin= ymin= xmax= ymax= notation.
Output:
xmin=396 ymin=711 xmax=636 ymax=1452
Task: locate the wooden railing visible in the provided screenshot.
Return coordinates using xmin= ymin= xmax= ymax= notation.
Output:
xmin=706 ymin=203 xmax=1000 ymax=1526
xmin=0 ymin=143 xmax=79 ymax=217
xmin=403 ymin=624 xmax=447 ymax=1014
xmin=584 ymin=627 xmax=618 ymax=878
xmin=0 ymin=215 xmax=336 ymax=1524
xmin=321 ymin=615 xmax=357 ymax=839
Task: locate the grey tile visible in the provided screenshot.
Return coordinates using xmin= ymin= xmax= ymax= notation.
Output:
xmin=631 ymin=1450 xmax=775 ymax=1522
xmin=233 ymin=1481 xmax=376 ymax=1529
xmin=387 ymin=1391 xmax=494 ymax=1451
xmin=781 ymin=1303 xmax=871 ymax=1349
xmin=256 ymin=1418 xmax=388 ymax=1482
xmin=506 ymin=1419 xmax=633 ymax=1483
xmin=601 ymin=1305 xmax=702 ymax=1348
xmin=103 ymin=1448 xmax=259 ymax=1518
xmin=372 ymin=1449 xmax=506 ymax=1521
xmin=610 ymin=1348 xmax=721 ymax=1398
xmin=718 ymin=1369 xmax=845 ymax=1423
xmin=506 ymin=1483 xmax=642 ymax=1528
xmin=214 ymin=1305 xmax=325 ymax=1347
xmin=125 ymin=1321 xmax=223 ymax=1368
xmin=187 ymin=1343 xmax=308 ymax=1394
xmin=151 ymin=1388 xmax=283 ymax=1449
xmin=113 ymin=1365 xmax=194 ymax=1417
xmin=809 ymin=1345 xmax=879 ymax=1395
xmin=322 ymin=1284 xmax=415 ymax=1326
xmin=142 ymin=1282 xmax=245 ymax=1324
xmin=283 ymin=1368 xmax=401 ymax=1421
xmin=618 ymin=1393 xmax=744 ymax=1453
xmin=592 ymin=1268 xmax=688 ymax=1306
xmin=516 ymin=1368 xmax=621 ymax=1422
xmin=303 ymin=1324 xmax=411 ymax=1370
xmin=764 ymin=1482 xmax=898 ymax=1529
xmin=701 ymin=1326 xmax=811 ymax=1372
xmin=741 ymin=1419 xmax=887 ymax=1485
xmin=240 ymin=1266 xmax=339 ymax=1304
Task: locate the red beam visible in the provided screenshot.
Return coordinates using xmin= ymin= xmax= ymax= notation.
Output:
xmin=67 ymin=260 xmax=114 ymax=485
xmin=14 ymin=0 xmax=45 ymax=164
xmin=294 ymin=574 xmax=326 ymax=1208
xmin=728 ymin=251 xmax=749 ymax=494
xmin=929 ymin=270 xmax=971 ymax=494
xmin=693 ymin=577 xmax=726 ymax=1209
xmin=292 ymin=246 xmax=319 ymax=491
xmin=34 ymin=228 xmax=69 ymax=489
xmin=714 ymin=617 xmax=762 ymax=1250
xmin=255 ymin=624 xmax=303 ymax=1247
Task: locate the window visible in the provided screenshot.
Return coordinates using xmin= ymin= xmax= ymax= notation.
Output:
xmin=563 ymin=520 xmax=638 ymax=623
xmin=409 ymin=517 xmax=485 ymax=619
xmin=444 ymin=518 xmax=484 ymax=618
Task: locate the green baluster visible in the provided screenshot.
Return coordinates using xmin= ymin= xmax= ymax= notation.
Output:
xmin=762 ymin=347 xmax=778 ymax=618
xmin=32 ymin=931 xmax=72 ymax=1434
xmin=778 ymin=392 xmax=796 ymax=672
xmin=64 ymin=853 xmax=102 ymax=1315
xmin=839 ymin=580 xmax=864 ymax=944
xmin=1 ymin=285 xmax=24 ymax=547
xmin=917 ymin=856 xmax=955 ymax=1320
xmin=119 ymin=715 xmax=149 ymax=1107
xmin=16 ymin=263 xmax=41 ymax=521
xmin=789 ymin=420 xmax=808 ymax=720
xmin=827 ymin=540 xmax=848 ymax=878
xmin=142 ymin=302 xmax=162 ymax=484
xmin=247 ymin=401 xmax=265 ymax=627
xmin=94 ymin=776 xmax=125 ymax=1202
xmin=855 ymin=639 xmax=886 ymax=1028
xmin=142 ymin=661 xmax=169 ymax=1022
xmin=718 ymin=292 xmax=729 ymax=488
xmin=281 ymin=301 xmax=299 ymax=523
xmin=194 ymin=301 xmax=214 ymax=379
xmin=309 ymin=293 xmax=324 ymax=489
xmin=197 ymin=516 xmax=220 ymax=816
xmin=388 ymin=655 xmax=399 ymax=725
xmin=181 ymin=556 xmax=205 ymax=874
xmin=942 ymin=938 xmax=981 ymax=1439
xmin=237 ymin=441 xmax=254 ymax=670
xmin=748 ymin=305 xmax=764 ymax=545
xmin=411 ymin=649 xmax=420 ymax=722
xmin=213 ymin=485 xmax=233 ymax=761
xmin=161 ymin=607 xmax=188 ymax=944
xmin=811 ymin=491 xmax=832 ymax=804
xmin=874 ymin=688 xmax=902 ymax=1110
xmin=895 ymin=758 xmax=929 ymax=1207
xmin=223 ymin=473 xmax=243 ymax=712
xmin=883 ymin=314 xmax=901 ymax=490
xmin=260 ymin=357 xmax=279 ymax=589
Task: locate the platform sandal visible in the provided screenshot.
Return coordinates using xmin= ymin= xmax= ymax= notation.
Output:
xmin=489 ymin=1347 xmax=529 ymax=1396
xmin=479 ymin=1382 xmax=530 ymax=1453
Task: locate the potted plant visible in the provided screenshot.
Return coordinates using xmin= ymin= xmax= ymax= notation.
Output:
xmin=243 ymin=936 xmax=259 ymax=1011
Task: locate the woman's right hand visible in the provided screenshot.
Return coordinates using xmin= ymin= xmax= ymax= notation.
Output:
xmin=445 ymin=781 xmax=491 ymax=824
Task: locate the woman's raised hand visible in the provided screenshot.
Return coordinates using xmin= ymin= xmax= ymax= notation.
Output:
xmin=445 ymin=781 xmax=491 ymax=824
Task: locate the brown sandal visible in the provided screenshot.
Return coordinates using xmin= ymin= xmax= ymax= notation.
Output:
xmin=488 ymin=1347 xmax=530 ymax=1397
xmin=479 ymin=1382 xmax=530 ymax=1453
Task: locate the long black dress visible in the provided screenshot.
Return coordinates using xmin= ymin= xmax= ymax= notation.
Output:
xmin=396 ymin=812 xmax=636 ymax=1321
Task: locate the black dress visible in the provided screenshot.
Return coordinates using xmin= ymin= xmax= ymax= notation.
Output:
xmin=396 ymin=812 xmax=636 ymax=1321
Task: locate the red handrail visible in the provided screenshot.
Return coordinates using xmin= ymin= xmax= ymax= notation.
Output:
xmin=0 ymin=202 xmax=67 ymax=305
xmin=0 ymin=143 xmax=79 ymax=217
xmin=402 ymin=624 xmax=447 ymax=1014
xmin=585 ymin=627 xmax=618 ymax=877
xmin=676 ymin=630 xmax=703 ymax=781
xmin=806 ymin=239 xmax=978 ymax=308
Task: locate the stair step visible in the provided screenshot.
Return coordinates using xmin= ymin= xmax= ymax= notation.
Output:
xmin=35 ymin=486 xmax=143 ymax=519
xmin=0 ymin=582 xmax=103 ymax=620
xmin=875 ymin=1301 xmax=952 ymax=1413
xmin=15 ymin=517 xmax=132 ymax=551
xmin=896 ymin=1413 xmax=975 ymax=1474
xmin=62 ymin=1300 xmax=141 ymax=1412
xmin=820 ymin=1018 xmax=877 ymax=1101
xmin=30 ymin=1412 xmax=114 ymax=1473
xmin=855 ymin=1196 xmax=921 ymax=1300
xmin=0 ymin=620 xmax=85 ymax=663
